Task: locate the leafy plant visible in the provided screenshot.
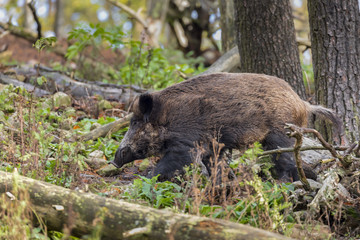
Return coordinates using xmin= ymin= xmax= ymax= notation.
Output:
xmin=33 ymin=37 xmax=57 ymax=53
xmin=124 ymin=175 xmax=183 ymax=209
xmin=0 ymin=86 xmax=86 ymax=188
xmin=119 ymin=42 xmax=204 ymax=89
xmin=65 ymin=23 xmax=205 ymax=88
xmin=302 ymin=63 xmax=315 ymax=94
xmin=229 ymin=142 xmax=264 ymax=169
xmin=66 ymin=23 xmax=124 ymax=60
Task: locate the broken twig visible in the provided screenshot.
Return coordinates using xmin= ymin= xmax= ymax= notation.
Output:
xmin=286 ymin=124 xmax=311 ymax=190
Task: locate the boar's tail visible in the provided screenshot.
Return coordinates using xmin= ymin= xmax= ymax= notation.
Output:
xmin=305 ymin=102 xmax=346 ymax=144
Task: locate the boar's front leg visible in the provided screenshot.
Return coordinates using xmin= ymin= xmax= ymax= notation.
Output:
xmin=150 ymin=146 xmax=193 ymax=181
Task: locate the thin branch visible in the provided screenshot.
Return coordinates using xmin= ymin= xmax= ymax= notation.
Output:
xmin=106 ymin=0 xmax=149 ymax=29
xmin=27 ymin=0 xmax=42 ymax=39
xmin=285 ymin=124 xmax=311 ymax=190
xmin=258 ymin=145 xmax=348 ymax=157
xmin=291 ymin=125 xmax=339 ymax=157
xmin=285 ymin=124 xmax=354 ymax=169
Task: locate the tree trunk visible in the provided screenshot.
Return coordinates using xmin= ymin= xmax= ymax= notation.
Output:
xmin=308 ymin=0 xmax=360 ymax=142
xmin=0 ymin=171 xmax=291 ymax=240
xmin=218 ymin=0 xmax=236 ymax=52
xmin=234 ymin=0 xmax=306 ymax=99
xmin=22 ymin=2 xmax=32 ymax=29
xmin=146 ymin=0 xmax=170 ymax=44
xmin=54 ymin=0 xmax=65 ymax=38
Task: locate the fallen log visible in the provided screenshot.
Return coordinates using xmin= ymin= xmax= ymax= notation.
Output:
xmin=3 ymin=66 xmax=143 ymax=103
xmin=199 ymin=46 xmax=240 ymax=75
xmin=0 ymin=73 xmax=50 ymax=97
xmin=0 ymin=170 xmax=292 ymax=240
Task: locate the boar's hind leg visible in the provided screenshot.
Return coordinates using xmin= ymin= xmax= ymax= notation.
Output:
xmin=150 ymin=149 xmax=193 ymax=181
xmin=261 ymin=131 xmax=304 ymax=182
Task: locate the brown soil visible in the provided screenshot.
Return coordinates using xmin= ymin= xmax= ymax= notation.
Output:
xmin=0 ymin=32 xmax=124 ymax=67
xmin=0 ymin=33 xmax=66 ymax=65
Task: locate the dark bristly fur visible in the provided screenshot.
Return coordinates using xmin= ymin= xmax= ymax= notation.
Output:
xmin=111 ymin=73 xmax=343 ymax=181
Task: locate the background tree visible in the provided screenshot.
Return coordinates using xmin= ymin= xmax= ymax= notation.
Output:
xmin=53 ymin=0 xmax=65 ymax=38
xmin=308 ymin=0 xmax=360 ymax=142
xmin=234 ymin=0 xmax=307 ymax=99
xmin=218 ymin=0 xmax=235 ymax=52
xmin=21 ymin=2 xmax=32 ymax=29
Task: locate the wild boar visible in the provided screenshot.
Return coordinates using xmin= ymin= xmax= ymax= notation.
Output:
xmin=111 ymin=73 xmax=343 ymax=181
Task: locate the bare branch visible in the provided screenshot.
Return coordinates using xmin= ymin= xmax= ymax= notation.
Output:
xmin=285 ymin=124 xmax=354 ymax=169
xmin=258 ymin=145 xmax=348 ymax=157
xmin=285 ymin=124 xmax=311 ymax=190
xmin=27 ymin=0 xmax=42 ymax=39
xmin=106 ymin=0 xmax=148 ymax=30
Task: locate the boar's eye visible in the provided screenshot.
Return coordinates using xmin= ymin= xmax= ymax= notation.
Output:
xmin=130 ymin=119 xmax=140 ymax=126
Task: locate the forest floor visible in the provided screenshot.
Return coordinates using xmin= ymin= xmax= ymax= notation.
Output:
xmin=0 ymin=33 xmax=146 ymax=189
xmin=1 ymin=34 xmax=65 ymax=65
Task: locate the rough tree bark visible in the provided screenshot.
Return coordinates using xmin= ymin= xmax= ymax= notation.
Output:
xmin=234 ymin=0 xmax=307 ymax=99
xmin=308 ymin=0 xmax=360 ymax=142
xmin=0 ymin=171 xmax=291 ymax=240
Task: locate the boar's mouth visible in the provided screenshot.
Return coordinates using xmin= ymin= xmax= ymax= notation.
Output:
xmin=111 ymin=146 xmax=134 ymax=168
xmin=109 ymin=160 xmax=120 ymax=168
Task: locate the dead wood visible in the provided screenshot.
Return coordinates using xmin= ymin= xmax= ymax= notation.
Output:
xmin=285 ymin=125 xmax=354 ymax=168
xmin=286 ymin=124 xmax=311 ymax=190
xmin=78 ymin=114 xmax=132 ymax=142
xmin=200 ymin=46 xmax=240 ymax=75
xmin=0 ymin=170 xmax=292 ymax=240
xmin=258 ymin=145 xmax=348 ymax=157
xmin=4 ymin=66 xmax=143 ymax=103
xmin=308 ymin=169 xmax=340 ymax=213
xmin=0 ymin=73 xmax=50 ymax=97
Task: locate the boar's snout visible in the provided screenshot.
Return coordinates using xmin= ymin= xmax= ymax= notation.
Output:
xmin=111 ymin=146 xmax=133 ymax=168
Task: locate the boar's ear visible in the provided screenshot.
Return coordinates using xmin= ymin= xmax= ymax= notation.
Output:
xmin=138 ymin=93 xmax=153 ymax=123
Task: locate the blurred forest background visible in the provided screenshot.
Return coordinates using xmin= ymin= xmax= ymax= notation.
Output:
xmin=0 ymin=0 xmax=313 ymax=71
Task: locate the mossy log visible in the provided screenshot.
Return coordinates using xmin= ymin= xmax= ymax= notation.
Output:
xmin=0 ymin=171 xmax=292 ymax=240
